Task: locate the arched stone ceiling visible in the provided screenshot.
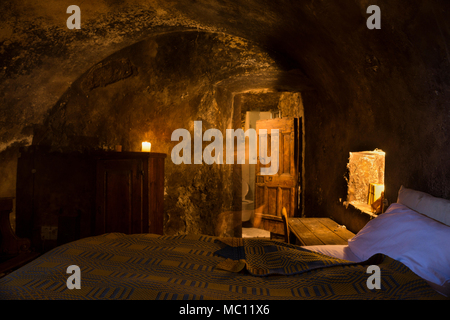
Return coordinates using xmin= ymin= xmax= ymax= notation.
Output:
xmin=2 ymin=0 xmax=450 ymax=215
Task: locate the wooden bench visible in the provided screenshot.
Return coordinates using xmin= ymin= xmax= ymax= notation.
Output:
xmin=287 ymin=217 xmax=355 ymax=246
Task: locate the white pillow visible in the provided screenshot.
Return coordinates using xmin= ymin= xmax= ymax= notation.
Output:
xmin=397 ymin=185 xmax=450 ymax=226
xmin=348 ymin=203 xmax=450 ymax=296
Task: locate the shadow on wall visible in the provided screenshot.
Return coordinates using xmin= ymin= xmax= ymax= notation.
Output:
xmin=5 ymin=29 xmax=313 ymax=238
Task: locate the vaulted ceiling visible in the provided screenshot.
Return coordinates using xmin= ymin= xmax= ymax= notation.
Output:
xmin=1 ymin=1 xmax=450 ymax=230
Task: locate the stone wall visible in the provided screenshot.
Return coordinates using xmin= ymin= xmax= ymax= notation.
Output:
xmin=9 ymin=30 xmax=303 ymax=237
xmin=1 ymin=0 xmax=450 ymax=236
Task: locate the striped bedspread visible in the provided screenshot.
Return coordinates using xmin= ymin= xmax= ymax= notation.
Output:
xmin=0 ymin=233 xmax=445 ymax=300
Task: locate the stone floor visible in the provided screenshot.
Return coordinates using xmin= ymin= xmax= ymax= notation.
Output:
xmin=242 ymin=227 xmax=271 ymax=238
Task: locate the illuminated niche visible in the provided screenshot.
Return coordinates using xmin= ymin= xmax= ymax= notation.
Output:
xmin=345 ymin=149 xmax=386 ymax=214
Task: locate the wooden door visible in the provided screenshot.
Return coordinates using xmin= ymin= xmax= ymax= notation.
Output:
xmin=96 ymin=158 xmax=144 ymax=235
xmin=254 ymin=118 xmax=301 ymax=235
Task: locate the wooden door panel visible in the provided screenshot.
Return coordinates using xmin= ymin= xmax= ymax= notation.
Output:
xmin=281 ymin=188 xmax=291 ymax=214
xmin=256 ymin=186 xmax=296 ymax=218
xmin=281 ymin=131 xmax=296 ymax=177
xmin=255 ymin=184 xmax=264 ymax=209
xmin=96 ymin=159 xmax=143 ymax=235
xmin=267 ymin=187 xmax=277 ymax=215
xmin=148 ymin=157 xmax=165 ymax=234
xmin=104 ymin=169 xmax=132 ymax=234
xmin=254 ymin=118 xmax=301 ymax=235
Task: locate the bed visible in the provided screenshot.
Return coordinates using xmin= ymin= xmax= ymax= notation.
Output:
xmin=0 ymin=186 xmax=449 ymax=300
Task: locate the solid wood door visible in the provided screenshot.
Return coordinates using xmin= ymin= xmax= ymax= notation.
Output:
xmin=96 ymin=158 xmax=144 ymax=235
xmin=254 ymin=118 xmax=301 ymax=235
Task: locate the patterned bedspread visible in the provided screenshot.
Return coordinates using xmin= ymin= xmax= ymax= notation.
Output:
xmin=0 ymin=233 xmax=445 ymax=300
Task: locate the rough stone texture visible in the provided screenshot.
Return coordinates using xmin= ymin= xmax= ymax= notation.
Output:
xmin=24 ymin=30 xmax=293 ymax=236
xmin=80 ymin=58 xmax=137 ymax=94
xmin=277 ymin=92 xmax=304 ymax=119
xmin=239 ymin=92 xmax=281 ymax=127
xmin=1 ymin=0 xmax=450 ymax=235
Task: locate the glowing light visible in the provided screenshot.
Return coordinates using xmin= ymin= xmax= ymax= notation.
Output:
xmin=142 ymin=142 xmax=151 ymax=152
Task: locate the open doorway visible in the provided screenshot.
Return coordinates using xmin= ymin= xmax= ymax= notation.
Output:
xmin=233 ymin=91 xmax=305 ymax=239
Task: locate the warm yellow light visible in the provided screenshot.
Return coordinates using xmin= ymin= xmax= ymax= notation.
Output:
xmin=368 ymin=183 xmax=385 ymax=205
xmin=142 ymin=141 xmax=151 ymax=152
xmin=347 ymin=149 xmax=385 ymax=204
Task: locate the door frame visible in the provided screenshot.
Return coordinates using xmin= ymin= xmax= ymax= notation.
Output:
xmin=231 ymin=94 xmax=304 ymax=236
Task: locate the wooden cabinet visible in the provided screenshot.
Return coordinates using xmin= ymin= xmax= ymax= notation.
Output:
xmin=95 ymin=152 xmax=166 ymax=235
xmin=15 ymin=147 xmax=166 ymax=252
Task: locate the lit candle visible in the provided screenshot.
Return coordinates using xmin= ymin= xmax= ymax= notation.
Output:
xmin=142 ymin=142 xmax=151 ymax=152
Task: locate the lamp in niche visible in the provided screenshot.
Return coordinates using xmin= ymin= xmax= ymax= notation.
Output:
xmin=142 ymin=141 xmax=151 ymax=152
xmin=368 ymin=183 xmax=385 ymax=205
xmin=346 ymin=149 xmax=385 ymax=214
